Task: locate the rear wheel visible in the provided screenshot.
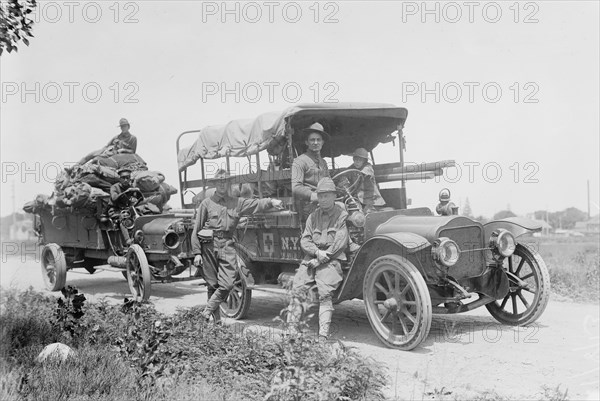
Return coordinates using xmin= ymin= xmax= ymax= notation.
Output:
xmin=486 ymin=244 xmax=550 ymax=325
xmin=220 ymin=251 xmax=252 ymax=319
xmin=126 ymin=245 xmax=151 ymax=301
xmin=41 ymin=244 xmax=67 ymax=291
xmin=363 ymin=255 xmax=432 ymax=350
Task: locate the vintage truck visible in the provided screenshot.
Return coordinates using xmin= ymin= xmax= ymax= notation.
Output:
xmin=177 ymin=103 xmax=550 ymax=350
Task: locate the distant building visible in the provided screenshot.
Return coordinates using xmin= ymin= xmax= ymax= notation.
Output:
xmin=574 ymin=215 xmax=600 ymax=235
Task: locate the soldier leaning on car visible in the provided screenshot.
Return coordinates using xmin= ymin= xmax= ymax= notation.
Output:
xmin=287 ymin=177 xmax=349 ymax=339
xmin=291 ymin=122 xmax=330 ymax=223
xmin=191 ymin=169 xmax=284 ymax=322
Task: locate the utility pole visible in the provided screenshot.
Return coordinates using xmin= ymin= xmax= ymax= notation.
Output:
xmin=587 ymin=179 xmax=591 ymax=219
xmin=12 ymin=180 xmax=17 ymax=225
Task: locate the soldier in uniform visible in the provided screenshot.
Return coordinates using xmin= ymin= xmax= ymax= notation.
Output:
xmin=287 ymin=177 xmax=349 ymax=339
xmin=291 ymin=122 xmax=330 ymax=223
xmin=191 ymin=169 xmax=284 ymax=321
xmin=348 ymin=147 xmax=385 ymax=212
xmin=78 ymin=118 xmax=138 ymax=165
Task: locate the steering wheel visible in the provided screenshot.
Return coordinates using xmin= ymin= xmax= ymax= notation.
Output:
xmin=331 ymin=169 xmax=363 ymax=201
xmin=118 ymin=188 xmax=144 ymax=206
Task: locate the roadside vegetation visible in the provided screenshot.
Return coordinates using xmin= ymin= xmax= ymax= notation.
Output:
xmin=536 ymin=237 xmax=600 ymax=302
xmin=0 ymin=286 xmax=386 ymax=401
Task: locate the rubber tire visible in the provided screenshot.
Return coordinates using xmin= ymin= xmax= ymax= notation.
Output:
xmin=486 ymin=244 xmax=550 ymax=326
xmin=363 ymin=254 xmax=432 ymax=351
xmin=126 ymin=244 xmax=152 ymax=301
xmin=219 ymin=250 xmax=252 ymax=319
xmin=41 ymin=243 xmax=67 ymax=291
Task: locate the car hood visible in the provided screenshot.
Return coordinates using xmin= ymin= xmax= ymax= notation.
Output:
xmin=372 ymin=214 xmax=481 ymax=243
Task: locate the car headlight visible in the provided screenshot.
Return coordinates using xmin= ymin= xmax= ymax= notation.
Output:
xmin=432 ymin=237 xmax=460 ymax=267
xmin=163 ymin=230 xmax=180 ymax=250
xmin=489 ymin=229 xmax=516 ymax=257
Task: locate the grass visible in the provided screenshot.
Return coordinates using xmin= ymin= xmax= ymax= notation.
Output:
xmin=0 ymin=286 xmax=387 ymax=401
xmin=533 ymin=236 xmax=600 ymax=302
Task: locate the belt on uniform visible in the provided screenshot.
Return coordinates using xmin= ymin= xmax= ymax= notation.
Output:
xmin=213 ymin=231 xmax=233 ymax=239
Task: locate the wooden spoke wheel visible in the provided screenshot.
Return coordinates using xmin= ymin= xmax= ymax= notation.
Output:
xmin=486 ymin=244 xmax=550 ymax=325
xmin=220 ymin=251 xmax=252 ymax=319
xmin=40 ymin=244 xmax=67 ymax=291
xmin=126 ymin=245 xmax=152 ymax=301
xmin=363 ymin=255 xmax=432 ymax=350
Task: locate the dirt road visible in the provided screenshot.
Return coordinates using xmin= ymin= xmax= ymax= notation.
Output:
xmin=1 ymin=254 xmax=598 ymax=400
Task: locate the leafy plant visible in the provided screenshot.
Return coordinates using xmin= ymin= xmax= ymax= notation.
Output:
xmin=115 ymin=298 xmax=181 ymax=391
xmin=52 ymin=286 xmax=87 ymax=342
xmin=0 ymin=0 xmax=37 ymax=54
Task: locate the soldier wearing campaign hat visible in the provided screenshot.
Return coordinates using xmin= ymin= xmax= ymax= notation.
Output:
xmin=107 ymin=117 xmax=137 ymax=154
xmin=291 ymin=122 xmax=331 ymax=222
xmin=191 ymin=169 xmax=285 ymax=322
xmin=287 ymin=177 xmax=349 ymax=339
xmin=77 ymin=117 xmax=138 ymax=165
xmin=349 ymin=147 xmax=385 ymax=211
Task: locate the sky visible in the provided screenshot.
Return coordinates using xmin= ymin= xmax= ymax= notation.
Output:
xmin=1 ymin=0 xmax=599 ymax=219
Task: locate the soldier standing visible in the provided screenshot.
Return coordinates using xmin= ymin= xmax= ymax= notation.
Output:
xmin=191 ymin=169 xmax=284 ymax=321
xmin=287 ymin=177 xmax=349 ymax=339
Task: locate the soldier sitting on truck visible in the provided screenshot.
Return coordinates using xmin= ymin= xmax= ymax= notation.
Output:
xmin=347 ymin=147 xmax=386 ymax=212
xmin=287 ymin=177 xmax=349 ymax=339
xmin=107 ymin=168 xmax=143 ymax=244
xmin=291 ymin=122 xmax=330 ymax=223
xmin=78 ymin=118 xmax=138 ymax=165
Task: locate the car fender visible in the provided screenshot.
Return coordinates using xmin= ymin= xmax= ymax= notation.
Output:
xmin=483 ymin=217 xmax=542 ymax=240
xmin=335 ymin=232 xmax=430 ymax=302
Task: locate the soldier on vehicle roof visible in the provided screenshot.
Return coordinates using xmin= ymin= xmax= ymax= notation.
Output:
xmin=287 ymin=177 xmax=349 ymax=339
xmin=77 ymin=117 xmax=138 ymax=165
xmin=291 ymin=122 xmax=330 ymax=222
xmin=191 ymin=169 xmax=284 ymax=322
xmin=108 ymin=118 xmax=137 ymax=153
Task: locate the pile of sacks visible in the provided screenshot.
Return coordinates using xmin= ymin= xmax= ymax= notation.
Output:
xmin=23 ymin=151 xmax=177 ymax=215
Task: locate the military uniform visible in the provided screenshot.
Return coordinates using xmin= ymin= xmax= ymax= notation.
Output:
xmin=291 ymin=122 xmax=330 ymax=222
xmin=288 ymin=177 xmax=349 ymax=338
xmin=191 ymin=190 xmax=275 ymax=319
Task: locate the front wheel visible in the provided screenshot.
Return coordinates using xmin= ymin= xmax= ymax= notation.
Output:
xmin=41 ymin=244 xmax=67 ymax=291
xmin=486 ymin=244 xmax=550 ymax=325
xmin=126 ymin=245 xmax=151 ymax=301
xmin=220 ymin=250 xmax=252 ymax=319
xmin=363 ymin=255 xmax=432 ymax=350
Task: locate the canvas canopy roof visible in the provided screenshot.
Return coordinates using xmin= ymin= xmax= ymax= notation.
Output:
xmin=177 ymin=102 xmax=408 ymax=171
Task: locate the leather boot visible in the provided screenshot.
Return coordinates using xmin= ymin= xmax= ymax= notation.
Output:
xmin=318 ymin=300 xmax=334 ymax=339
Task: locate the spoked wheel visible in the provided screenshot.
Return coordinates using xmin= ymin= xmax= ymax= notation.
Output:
xmin=220 ymin=252 xmax=252 ymax=319
xmin=126 ymin=244 xmax=151 ymax=301
xmin=40 ymin=244 xmax=67 ymax=291
xmin=486 ymin=244 xmax=550 ymax=325
xmin=363 ymin=255 xmax=432 ymax=350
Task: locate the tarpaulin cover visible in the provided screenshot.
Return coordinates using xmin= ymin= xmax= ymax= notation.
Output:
xmin=178 ymin=103 xmax=408 ymax=170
